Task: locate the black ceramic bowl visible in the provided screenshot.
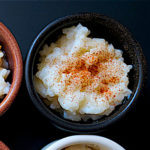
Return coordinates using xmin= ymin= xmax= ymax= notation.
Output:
xmin=25 ymin=13 xmax=146 ymax=133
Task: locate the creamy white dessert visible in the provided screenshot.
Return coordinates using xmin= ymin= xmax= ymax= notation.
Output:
xmin=0 ymin=46 xmax=10 ymax=99
xmin=34 ymin=24 xmax=132 ymax=121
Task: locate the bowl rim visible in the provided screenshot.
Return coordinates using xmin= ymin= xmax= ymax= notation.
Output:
xmin=41 ymin=135 xmax=125 ymax=150
xmin=25 ymin=12 xmax=145 ymax=133
xmin=0 ymin=141 xmax=9 ymax=150
xmin=0 ymin=22 xmax=23 ymax=116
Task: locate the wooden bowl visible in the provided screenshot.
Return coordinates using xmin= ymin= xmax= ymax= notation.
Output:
xmin=0 ymin=22 xmax=23 ymax=116
xmin=0 ymin=141 xmax=9 ymax=150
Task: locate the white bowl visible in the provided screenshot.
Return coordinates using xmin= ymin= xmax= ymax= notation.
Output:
xmin=42 ymin=135 xmax=125 ymax=150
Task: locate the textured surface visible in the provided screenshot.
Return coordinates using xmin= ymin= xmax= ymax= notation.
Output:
xmin=0 ymin=1 xmax=149 ymax=150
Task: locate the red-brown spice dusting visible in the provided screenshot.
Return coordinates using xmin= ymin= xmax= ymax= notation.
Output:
xmin=101 ymin=76 xmax=119 ymax=85
xmin=113 ymin=95 xmax=116 ymax=98
xmin=88 ymin=64 xmax=99 ymax=76
xmin=59 ymin=48 xmax=121 ymax=95
xmin=99 ymin=85 xmax=109 ymax=94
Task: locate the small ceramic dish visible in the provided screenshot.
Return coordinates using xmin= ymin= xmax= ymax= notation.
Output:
xmin=25 ymin=13 xmax=146 ymax=133
xmin=41 ymin=135 xmax=125 ymax=150
xmin=0 ymin=22 xmax=23 ymax=116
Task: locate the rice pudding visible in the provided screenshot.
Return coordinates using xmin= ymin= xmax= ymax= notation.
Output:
xmin=0 ymin=45 xmax=10 ymax=99
xmin=34 ymin=24 xmax=132 ymax=121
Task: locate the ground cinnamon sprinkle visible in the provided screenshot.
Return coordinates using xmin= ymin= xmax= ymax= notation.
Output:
xmin=60 ymin=48 xmax=120 ymax=95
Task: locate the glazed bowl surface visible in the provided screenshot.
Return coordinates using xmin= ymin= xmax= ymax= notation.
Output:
xmin=0 ymin=22 xmax=23 ymax=116
xmin=25 ymin=13 xmax=146 ymax=133
xmin=42 ymin=135 xmax=125 ymax=150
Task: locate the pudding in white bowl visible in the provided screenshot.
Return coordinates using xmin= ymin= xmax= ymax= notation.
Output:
xmin=42 ymin=135 xmax=125 ymax=150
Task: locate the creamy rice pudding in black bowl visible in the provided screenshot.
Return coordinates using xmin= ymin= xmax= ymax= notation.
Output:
xmin=25 ymin=13 xmax=146 ymax=133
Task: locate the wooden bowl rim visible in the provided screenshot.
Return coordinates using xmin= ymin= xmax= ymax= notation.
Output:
xmin=0 ymin=22 xmax=23 ymax=116
xmin=0 ymin=141 xmax=10 ymax=150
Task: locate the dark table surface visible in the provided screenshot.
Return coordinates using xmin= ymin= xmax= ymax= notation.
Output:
xmin=0 ymin=0 xmax=150 ymax=150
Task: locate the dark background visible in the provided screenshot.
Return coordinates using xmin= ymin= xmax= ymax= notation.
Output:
xmin=0 ymin=0 xmax=150 ymax=150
